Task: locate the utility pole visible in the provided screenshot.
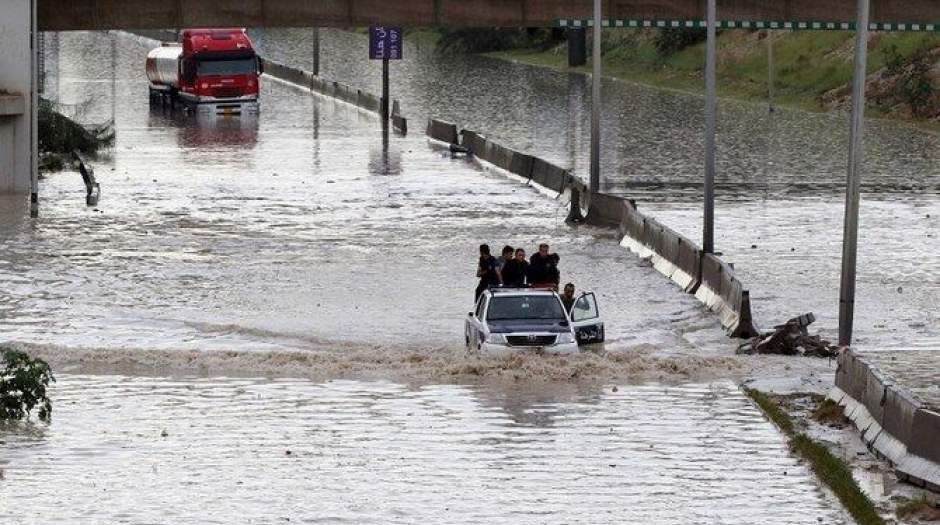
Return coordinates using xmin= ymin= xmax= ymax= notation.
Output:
xmin=589 ymin=0 xmax=601 ymax=194
xmin=30 ymin=0 xmax=39 ymax=218
xmin=838 ymin=0 xmax=871 ymax=347
xmin=312 ymin=28 xmax=320 ymax=76
xmin=703 ymin=0 xmax=717 ymax=253
xmin=381 ymin=57 xmax=390 ymax=125
xmin=767 ymin=30 xmax=775 ymax=113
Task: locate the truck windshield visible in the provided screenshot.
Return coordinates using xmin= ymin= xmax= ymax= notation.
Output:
xmin=197 ymin=58 xmax=257 ymax=76
xmin=486 ymin=296 xmax=565 ymax=321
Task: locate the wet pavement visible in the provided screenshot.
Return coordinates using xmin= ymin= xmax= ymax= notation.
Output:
xmin=0 ymin=376 xmax=849 ymax=524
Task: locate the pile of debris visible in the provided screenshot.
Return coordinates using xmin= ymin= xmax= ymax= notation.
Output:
xmin=737 ymin=313 xmax=839 ymax=358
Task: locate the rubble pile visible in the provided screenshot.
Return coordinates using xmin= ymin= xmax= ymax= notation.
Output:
xmin=737 ymin=313 xmax=839 ymax=358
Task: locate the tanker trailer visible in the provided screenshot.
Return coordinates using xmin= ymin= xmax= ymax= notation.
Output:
xmin=146 ymin=28 xmax=261 ymax=115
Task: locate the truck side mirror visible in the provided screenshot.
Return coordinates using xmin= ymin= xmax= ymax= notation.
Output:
xmin=257 ymin=57 xmax=264 ymax=75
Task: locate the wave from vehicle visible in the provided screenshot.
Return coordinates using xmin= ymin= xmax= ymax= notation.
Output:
xmin=6 ymin=339 xmax=825 ymax=385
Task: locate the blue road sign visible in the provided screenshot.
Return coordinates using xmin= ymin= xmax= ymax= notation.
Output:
xmin=369 ymin=26 xmax=402 ymax=60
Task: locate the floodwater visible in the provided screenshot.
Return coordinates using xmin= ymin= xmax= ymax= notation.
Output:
xmin=1 ymin=377 xmax=847 ymax=524
xmin=0 ymin=28 xmax=927 ymax=522
xmin=4 ymin=30 xmax=736 ymax=370
xmin=256 ymin=28 xmax=940 ymax=352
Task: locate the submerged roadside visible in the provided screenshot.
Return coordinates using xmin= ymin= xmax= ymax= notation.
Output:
xmin=409 ymin=29 xmax=940 ymax=131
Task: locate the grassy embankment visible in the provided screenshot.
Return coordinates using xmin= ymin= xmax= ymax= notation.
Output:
xmin=474 ymin=30 xmax=940 ymax=127
xmin=744 ymin=389 xmax=886 ymax=525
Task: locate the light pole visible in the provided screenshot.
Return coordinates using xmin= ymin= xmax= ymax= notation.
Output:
xmin=838 ymin=0 xmax=871 ymax=347
xmin=703 ymin=0 xmax=717 ymax=253
xmin=589 ymin=0 xmax=601 ymax=194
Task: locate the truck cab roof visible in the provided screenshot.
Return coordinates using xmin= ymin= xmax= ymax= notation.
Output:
xmin=181 ymin=28 xmax=253 ymax=56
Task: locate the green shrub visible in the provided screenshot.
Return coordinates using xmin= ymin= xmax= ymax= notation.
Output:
xmin=38 ymin=98 xmax=114 ymax=158
xmin=654 ymin=28 xmax=707 ymax=56
xmin=1 ymin=347 xmax=55 ymax=423
xmin=434 ymin=28 xmax=561 ymax=54
xmin=882 ymin=44 xmax=935 ymax=118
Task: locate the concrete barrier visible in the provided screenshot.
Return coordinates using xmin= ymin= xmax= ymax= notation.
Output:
xmin=617 ymin=210 xmax=700 ymax=294
xmin=392 ymin=113 xmax=408 ymax=135
xmin=912 ymin=409 xmax=940 ymax=466
xmin=883 ymin=387 xmax=921 ymax=451
xmin=836 ymin=349 xmax=871 ymax=401
xmin=831 ymin=348 xmax=940 ymax=490
xmin=585 ymin=192 xmax=628 ymax=228
xmin=480 ymin=140 xmax=511 ymax=172
xmin=460 ymin=130 xmax=487 ymax=157
xmin=509 ymin=151 xmax=535 ymax=180
xmin=695 ymin=254 xmax=758 ymax=337
xmin=529 ymin=158 xmax=569 ymax=193
xmin=358 ymin=91 xmax=380 ymax=112
xmin=427 ymin=119 xmax=458 ymax=144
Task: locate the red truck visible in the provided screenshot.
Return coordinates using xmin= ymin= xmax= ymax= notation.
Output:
xmin=146 ymin=28 xmax=262 ymax=115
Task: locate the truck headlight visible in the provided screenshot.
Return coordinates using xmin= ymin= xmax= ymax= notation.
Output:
xmin=556 ymin=332 xmax=575 ymax=344
xmin=485 ymin=334 xmax=507 ymax=345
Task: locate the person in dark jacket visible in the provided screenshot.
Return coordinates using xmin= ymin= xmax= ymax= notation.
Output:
xmin=497 ymin=245 xmax=514 ymax=276
xmin=501 ymin=248 xmax=529 ymax=288
xmin=560 ymin=283 xmax=577 ymax=313
xmin=475 ymin=244 xmax=501 ymax=301
xmin=528 ymin=243 xmax=560 ymax=290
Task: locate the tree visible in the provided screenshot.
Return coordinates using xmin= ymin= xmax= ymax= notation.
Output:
xmin=0 ymin=347 xmax=55 ymax=423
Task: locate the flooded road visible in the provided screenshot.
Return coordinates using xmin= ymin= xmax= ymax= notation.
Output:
xmin=256 ymin=28 xmax=940 ymax=351
xmin=0 ymin=29 xmax=929 ymax=522
xmin=3 ymin=30 xmax=735 ymax=367
xmin=1 ymin=376 xmax=847 ymax=524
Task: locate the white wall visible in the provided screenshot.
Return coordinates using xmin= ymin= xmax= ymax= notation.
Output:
xmin=0 ymin=0 xmax=36 ymax=195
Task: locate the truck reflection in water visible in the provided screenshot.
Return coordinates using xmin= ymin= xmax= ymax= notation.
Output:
xmin=177 ymin=113 xmax=260 ymax=150
xmin=147 ymin=109 xmax=259 ymax=150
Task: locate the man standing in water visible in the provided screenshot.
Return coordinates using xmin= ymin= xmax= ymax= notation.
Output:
xmin=498 ymin=245 xmax=514 ymax=276
xmin=561 ymin=283 xmax=577 ymax=313
xmin=475 ymin=244 xmax=501 ymax=301
xmin=501 ymin=248 xmax=529 ymax=288
xmin=528 ymin=243 xmax=560 ymax=290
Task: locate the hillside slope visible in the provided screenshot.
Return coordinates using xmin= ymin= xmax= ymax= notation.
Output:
xmin=482 ymin=29 xmax=940 ymax=126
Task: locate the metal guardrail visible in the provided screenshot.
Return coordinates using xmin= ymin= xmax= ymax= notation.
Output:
xmin=72 ymin=150 xmax=100 ymax=206
xmin=556 ymin=18 xmax=940 ymax=31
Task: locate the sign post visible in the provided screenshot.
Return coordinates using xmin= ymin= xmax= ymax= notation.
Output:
xmin=369 ymin=26 xmax=402 ymax=125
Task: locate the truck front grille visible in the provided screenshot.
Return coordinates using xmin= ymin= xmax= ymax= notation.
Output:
xmin=506 ymin=335 xmax=557 ymax=347
xmin=213 ymin=87 xmax=242 ymax=99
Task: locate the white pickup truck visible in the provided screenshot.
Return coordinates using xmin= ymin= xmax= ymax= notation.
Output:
xmin=465 ymin=288 xmax=604 ymax=355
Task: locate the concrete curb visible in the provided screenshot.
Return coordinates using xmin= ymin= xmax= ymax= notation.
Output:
xmin=831 ymin=349 xmax=940 ymax=491
xmin=431 ymin=121 xmax=759 ymax=338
